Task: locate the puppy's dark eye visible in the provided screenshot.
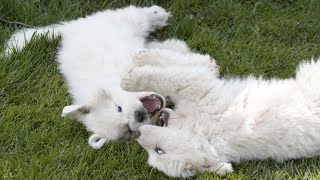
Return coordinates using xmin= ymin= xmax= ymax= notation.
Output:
xmin=155 ymin=147 xmax=165 ymax=155
xmin=117 ymin=106 xmax=122 ymax=112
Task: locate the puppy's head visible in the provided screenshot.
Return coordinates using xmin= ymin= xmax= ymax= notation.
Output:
xmin=134 ymin=108 xmax=231 ymax=178
xmin=62 ymin=90 xmax=165 ymax=143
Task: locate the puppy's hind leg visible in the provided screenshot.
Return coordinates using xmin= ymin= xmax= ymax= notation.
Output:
xmin=132 ymin=5 xmax=170 ymax=38
xmin=121 ymin=66 xmax=214 ymax=101
xmin=121 ymin=6 xmax=169 ymax=38
xmin=147 ymin=39 xmax=190 ymax=53
xmin=143 ymin=5 xmax=171 ymax=31
xmin=296 ymin=59 xmax=320 ymax=106
xmin=132 ymin=49 xmax=219 ymax=77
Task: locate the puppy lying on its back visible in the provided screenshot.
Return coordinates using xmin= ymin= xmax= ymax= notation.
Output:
xmin=4 ymin=5 xmax=203 ymax=149
xmin=122 ymin=50 xmax=320 ymax=178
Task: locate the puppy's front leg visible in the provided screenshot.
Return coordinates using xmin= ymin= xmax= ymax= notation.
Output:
xmin=121 ymin=66 xmax=213 ymax=101
xmin=133 ymin=49 xmax=219 ymax=77
xmin=88 ymin=134 xmax=108 ymax=149
xmin=206 ymin=162 xmax=234 ymax=176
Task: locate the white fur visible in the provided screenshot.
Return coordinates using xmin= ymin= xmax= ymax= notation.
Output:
xmin=121 ymin=49 xmax=320 ymax=178
xmin=3 ymin=5 xmax=187 ymax=149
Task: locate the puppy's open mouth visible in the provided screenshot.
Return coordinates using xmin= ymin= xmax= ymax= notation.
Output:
xmin=140 ymin=94 xmax=164 ymax=118
xmin=159 ymin=110 xmax=169 ymax=127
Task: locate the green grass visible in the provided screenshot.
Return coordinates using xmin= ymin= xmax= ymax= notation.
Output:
xmin=1 ymin=0 xmax=320 ymax=179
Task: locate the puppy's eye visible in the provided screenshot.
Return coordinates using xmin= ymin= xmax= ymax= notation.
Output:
xmin=155 ymin=147 xmax=165 ymax=155
xmin=116 ymin=106 xmax=122 ymax=112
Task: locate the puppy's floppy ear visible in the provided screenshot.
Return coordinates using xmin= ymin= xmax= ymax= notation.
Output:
xmin=62 ymin=104 xmax=91 ymax=119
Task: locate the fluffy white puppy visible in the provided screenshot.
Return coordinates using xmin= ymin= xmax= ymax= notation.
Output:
xmin=122 ymin=50 xmax=320 ymax=178
xmin=3 ymin=5 xmax=190 ymax=149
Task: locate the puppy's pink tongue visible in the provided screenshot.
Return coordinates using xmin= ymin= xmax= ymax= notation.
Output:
xmin=141 ymin=96 xmax=161 ymax=114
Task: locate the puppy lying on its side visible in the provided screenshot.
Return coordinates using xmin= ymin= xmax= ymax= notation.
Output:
xmin=4 ymin=6 xmax=206 ymax=149
xmin=122 ymin=50 xmax=320 ymax=178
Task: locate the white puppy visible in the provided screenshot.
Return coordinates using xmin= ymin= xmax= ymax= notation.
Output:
xmin=122 ymin=50 xmax=320 ymax=178
xmin=3 ymin=5 xmax=193 ymax=149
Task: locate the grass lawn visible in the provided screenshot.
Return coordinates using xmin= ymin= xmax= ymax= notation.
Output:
xmin=1 ymin=0 xmax=320 ymax=179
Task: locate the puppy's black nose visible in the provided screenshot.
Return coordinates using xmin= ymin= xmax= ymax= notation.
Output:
xmin=134 ymin=110 xmax=147 ymax=122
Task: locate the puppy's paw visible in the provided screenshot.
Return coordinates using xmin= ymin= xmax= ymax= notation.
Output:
xmin=208 ymin=58 xmax=220 ymax=77
xmin=121 ymin=69 xmax=140 ymax=92
xmin=146 ymin=5 xmax=170 ymax=30
xmin=88 ymin=134 xmax=107 ymax=149
xmin=133 ymin=50 xmax=160 ymax=67
xmin=161 ymin=39 xmax=190 ymax=53
xmin=194 ymin=54 xmax=219 ymax=77
xmin=213 ymin=162 xmax=234 ymax=176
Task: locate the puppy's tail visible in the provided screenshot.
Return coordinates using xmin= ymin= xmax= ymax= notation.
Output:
xmin=3 ymin=24 xmax=63 ymax=57
xmin=296 ymin=59 xmax=320 ymax=104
